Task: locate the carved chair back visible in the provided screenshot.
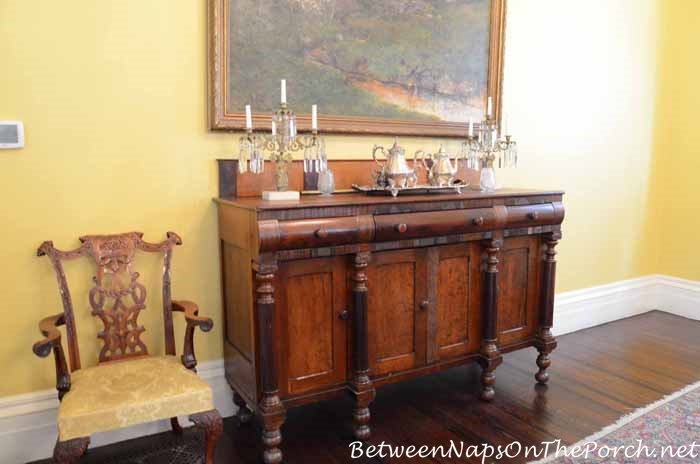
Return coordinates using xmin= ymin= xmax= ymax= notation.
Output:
xmin=37 ymin=232 xmax=182 ymax=371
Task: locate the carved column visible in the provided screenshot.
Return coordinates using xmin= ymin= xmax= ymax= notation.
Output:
xmin=253 ymin=258 xmax=285 ymax=464
xmin=478 ymin=237 xmax=503 ymax=401
xmin=349 ymin=251 xmax=376 ymax=440
xmin=534 ymin=232 xmax=561 ymax=385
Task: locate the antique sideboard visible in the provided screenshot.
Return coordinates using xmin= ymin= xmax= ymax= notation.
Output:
xmin=215 ymin=159 xmax=564 ymax=463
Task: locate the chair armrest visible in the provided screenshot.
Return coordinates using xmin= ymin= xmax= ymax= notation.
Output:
xmin=172 ymin=300 xmax=214 ymax=371
xmin=32 ymin=313 xmax=65 ymax=357
xmin=172 ymin=300 xmax=213 ymax=332
xmin=32 ymin=313 xmax=71 ymax=400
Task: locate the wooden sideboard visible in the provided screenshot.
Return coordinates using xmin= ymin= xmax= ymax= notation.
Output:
xmin=215 ymin=160 xmax=564 ymax=463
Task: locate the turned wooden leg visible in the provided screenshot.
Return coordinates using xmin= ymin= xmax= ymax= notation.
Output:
xmin=535 ymin=232 xmax=560 ymax=385
xmin=536 ymin=349 xmax=552 ymax=384
xmin=254 ymin=257 xmax=286 ymax=464
xmin=190 ymin=409 xmax=223 ymax=464
xmin=233 ymin=391 xmax=253 ymax=424
xmin=479 ymin=238 xmax=503 ymax=401
xmin=261 ymin=406 xmax=285 ymax=464
xmin=53 ymin=437 xmax=89 ymax=464
xmin=481 ymin=371 xmax=496 ymax=400
xmin=349 ymin=251 xmax=376 ymax=440
xmin=351 ymin=388 xmax=375 ymax=440
xmin=478 ymin=342 xmax=502 ymax=401
xmin=535 ymin=328 xmax=557 ymax=385
xmin=170 ymin=417 xmax=183 ymax=434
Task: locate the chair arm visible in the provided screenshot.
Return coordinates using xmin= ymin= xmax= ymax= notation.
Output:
xmin=172 ymin=300 xmax=213 ymax=332
xmin=172 ymin=300 xmax=214 ymax=371
xmin=32 ymin=313 xmax=71 ymax=400
xmin=32 ymin=314 xmax=65 ymax=357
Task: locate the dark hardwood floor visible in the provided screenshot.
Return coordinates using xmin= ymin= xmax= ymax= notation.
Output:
xmin=32 ymin=311 xmax=700 ymax=463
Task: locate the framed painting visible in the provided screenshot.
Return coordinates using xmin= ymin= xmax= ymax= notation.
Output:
xmin=209 ymin=0 xmax=506 ymax=137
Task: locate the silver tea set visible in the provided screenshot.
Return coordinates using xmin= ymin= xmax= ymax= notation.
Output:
xmin=370 ymin=138 xmax=463 ymax=196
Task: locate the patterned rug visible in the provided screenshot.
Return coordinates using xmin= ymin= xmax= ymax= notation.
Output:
xmin=532 ymin=380 xmax=700 ymax=463
xmin=32 ymin=428 xmax=207 ymax=464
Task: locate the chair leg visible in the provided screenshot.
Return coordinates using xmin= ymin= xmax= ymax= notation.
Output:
xmin=233 ymin=391 xmax=253 ymax=424
xmin=53 ymin=437 xmax=89 ymax=464
xmin=170 ymin=417 xmax=183 ymax=434
xmin=190 ymin=409 xmax=223 ymax=464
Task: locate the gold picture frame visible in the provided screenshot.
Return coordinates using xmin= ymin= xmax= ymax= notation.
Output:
xmin=208 ymin=0 xmax=506 ymax=137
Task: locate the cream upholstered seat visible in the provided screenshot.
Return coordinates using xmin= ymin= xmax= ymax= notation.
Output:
xmin=58 ymin=356 xmax=213 ymax=441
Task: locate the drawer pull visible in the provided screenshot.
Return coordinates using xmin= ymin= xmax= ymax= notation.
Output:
xmin=419 ymin=300 xmax=429 ymax=311
xmin=338 ymin=310 xmax=350 ymax=321
xmin=526 ymin=211 xmax=539 ymax=221
xmin=395 ymin=223 xmax=408 ymax=234
xmin=314 ymin=229 xmax=329 ymax=239
xmin=472 ymin=216 xmax=485 ymax=227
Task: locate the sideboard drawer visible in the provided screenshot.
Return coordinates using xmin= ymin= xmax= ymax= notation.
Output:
xmin=259 ymin=215 xmax=374 ymax=251
xmin=374 ymin=207 xmax=499 ymax=242
xmin=506 ymin=203 xmax=564 ymax=228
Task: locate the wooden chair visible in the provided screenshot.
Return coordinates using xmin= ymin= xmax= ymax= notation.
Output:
xmin=32 ymin=232 xmax=223 ymax=464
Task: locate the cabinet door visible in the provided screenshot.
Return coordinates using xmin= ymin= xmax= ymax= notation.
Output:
xmin=367 ymin=249 xmax=428 ymax=376
xmin=427 ymin=244 xmax=482 ymax=363
xmin=278 ymin=257 xmax=348 ymax=396
xmin=497 ymin=236 xmax=541 ymax=347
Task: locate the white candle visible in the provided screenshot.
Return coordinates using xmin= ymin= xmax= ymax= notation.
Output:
xmin=468 ymin=118 xmax=474 ymax=137
xmin=245 ymin=105 xmax=252 ymax=130
xmin=312 ymin=104 xmax=318 ymax=130
xmin=280 ymin=79 xmax=287 ymax=104
xmin=486 ymin=96 xmax=492 ymax=118
xmin=290 ymin=119 xmax=296 ymax=137
xmin=503 ymin=114 xmax=509 ymax=136
xmin=271 ymin=120 xmax=276 ymax=136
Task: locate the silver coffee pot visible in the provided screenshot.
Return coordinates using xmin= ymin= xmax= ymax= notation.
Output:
xmin=420 ymin=145 xmax=458 ymax=187
xmin=372 ymin=138 xmax=419 ymax=194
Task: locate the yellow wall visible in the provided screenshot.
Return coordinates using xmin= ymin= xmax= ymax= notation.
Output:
xmin=501 ymin=0 xmax=659 ymax=283
xmin=647 ymin=0 xmax=700 ymax=280
xmin=0 ymin=0 xmax=660 ymax=397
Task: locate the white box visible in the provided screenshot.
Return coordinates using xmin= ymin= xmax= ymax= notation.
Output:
xmin=262 ymin=190 xmax=301 ymax=201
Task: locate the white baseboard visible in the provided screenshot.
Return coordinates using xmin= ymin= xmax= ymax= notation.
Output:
xmin=654 ymin=274 xmax=700 ymax=321
xmin=552 ymin=275 xmax=661 ymax=336
xmin=553 ymin=274 xmax=699 ymax=337
xmin=2 ymin=274 xmax=699 ymax=464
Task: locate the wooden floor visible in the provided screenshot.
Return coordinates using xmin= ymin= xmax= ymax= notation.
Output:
xmin=33 ymin=311 xmax=700 ymax=463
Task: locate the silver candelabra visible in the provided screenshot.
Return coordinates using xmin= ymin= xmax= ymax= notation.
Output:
xmin=461 ymin=106 xmax=517 ymax=192
xmin=238 ymin=82 xmax=326 ymax=193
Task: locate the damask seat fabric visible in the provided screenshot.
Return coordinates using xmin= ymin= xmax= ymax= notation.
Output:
xmin=57 ymin=355 xmax=213 ymax=440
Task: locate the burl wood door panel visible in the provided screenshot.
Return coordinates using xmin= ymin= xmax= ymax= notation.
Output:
xmin=367 ymin=249 xmax=428 ymax=377
xmin=427 ymin=244 xmax=482 ymax=363
xmin=497 ymin=236 xmax=541 ymax=347
xmin=277 ymin=257 xmax=348 ymax=396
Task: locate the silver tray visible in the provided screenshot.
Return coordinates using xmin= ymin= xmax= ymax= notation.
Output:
xmin=351 ymin=182 xmax=466 ymax=197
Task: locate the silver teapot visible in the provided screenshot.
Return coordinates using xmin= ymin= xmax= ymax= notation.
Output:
xmin=420 ymin=145 xmax=458 ymax=187
xmin=372 ymin=138 xmax=419 ymax=195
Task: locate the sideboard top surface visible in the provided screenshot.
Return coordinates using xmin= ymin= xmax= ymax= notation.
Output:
xmin=215 ymin=189 xmax=564 ymax=212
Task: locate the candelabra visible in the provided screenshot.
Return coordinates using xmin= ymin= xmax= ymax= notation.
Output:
xmin=461 ymin=108 xmax=517 ymax=192
xmin=238 ymin=83 xmax=326 ymax=200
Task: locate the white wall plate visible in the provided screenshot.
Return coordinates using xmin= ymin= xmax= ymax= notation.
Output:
xmin=0 ymin=121 xmax=24 ymax=149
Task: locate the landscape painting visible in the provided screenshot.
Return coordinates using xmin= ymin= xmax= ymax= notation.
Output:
xmin=209 ymin=0 xmax=505 ymax=136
